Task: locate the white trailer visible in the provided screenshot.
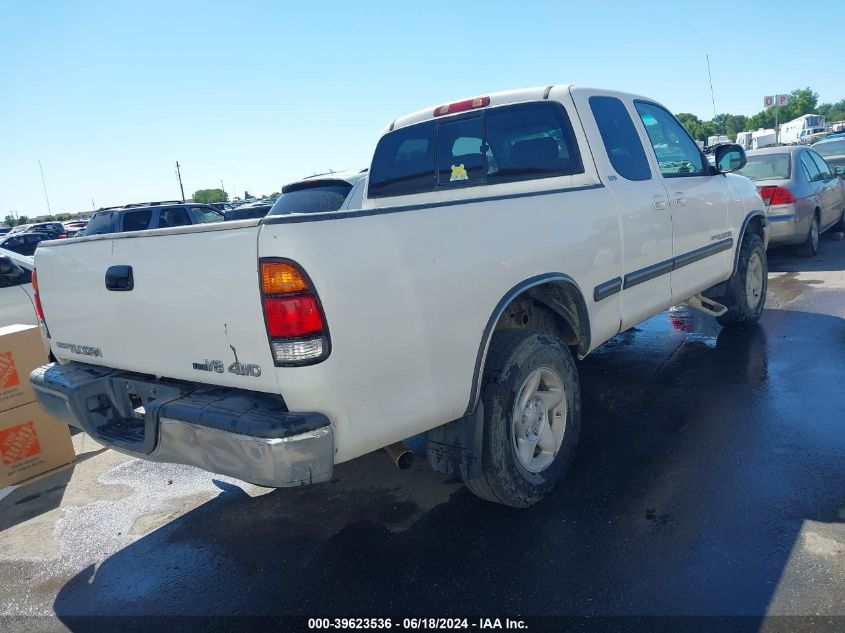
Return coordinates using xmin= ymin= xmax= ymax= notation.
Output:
xmin=735 ymin=132 xmax=753 ymax=150
xmin=779 ymin=114 xmax=825 ymax=145
xmin=751 ymin=129 xmax=778 ymax=149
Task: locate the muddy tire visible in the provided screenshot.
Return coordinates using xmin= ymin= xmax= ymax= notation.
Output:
xmin=463 ymin=329 xmax=581 ymax=508
xmin=717 ymin=232 xmax=767 ymax=327
xmin=797 ymin=213 xmax=820 ymax=257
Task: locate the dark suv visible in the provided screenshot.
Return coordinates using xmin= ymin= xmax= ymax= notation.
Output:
xmin=10 ymin=222 xmax=67 ymax=240
xmin=85 ymin=204 xmax=223 ymax=236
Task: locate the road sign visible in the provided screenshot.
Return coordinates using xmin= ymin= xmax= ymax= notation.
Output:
xmin=765 ymin=94 xmax=790 ymax=108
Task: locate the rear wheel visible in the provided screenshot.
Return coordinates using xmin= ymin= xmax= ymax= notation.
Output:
xmin=832 ymin=208 xmax=845 ymax=233
xmin=797 ymin=213 xmax=820 ymax=257
xmin=463 ymin=329 xmax=581 ymax=508
xmin=717 ymin=232 xmax=767 ymax=327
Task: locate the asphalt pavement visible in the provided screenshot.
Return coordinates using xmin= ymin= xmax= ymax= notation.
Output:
xmin=1 ymin=236 xmax=844 ymax=632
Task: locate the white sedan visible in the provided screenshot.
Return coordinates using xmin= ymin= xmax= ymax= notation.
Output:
xmin=0 ymin=248 xmax=37 ymax=328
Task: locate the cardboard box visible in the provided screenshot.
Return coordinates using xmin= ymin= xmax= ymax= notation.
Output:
xmin=0 ymin=401 xmax=75 ymax=487
xmin=0 ymin=324 xmax=49 ymax=414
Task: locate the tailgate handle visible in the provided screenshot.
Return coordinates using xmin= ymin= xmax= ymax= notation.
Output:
xmin=105 ymin=265 xmax=134 ymax=291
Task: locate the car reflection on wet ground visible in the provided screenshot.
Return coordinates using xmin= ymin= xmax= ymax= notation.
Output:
xmin=1 ymin=238 xmax=844 ymax=630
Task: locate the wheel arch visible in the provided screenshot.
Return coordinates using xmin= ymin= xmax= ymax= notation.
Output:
xmin=465 ymin=273 xmax=590 ymax=416
xmin=734 ymin=210 xmax=767 ymax=274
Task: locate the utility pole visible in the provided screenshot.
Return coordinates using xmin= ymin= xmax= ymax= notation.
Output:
xmin=175 ymin=161 xmax=186 ymax=203
xmin=38 ymin=160 xmax=52 ymax=214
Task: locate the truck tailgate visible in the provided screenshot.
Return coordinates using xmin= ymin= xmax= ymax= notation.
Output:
xmin=35 ymin=223 xmax=281 ymax=394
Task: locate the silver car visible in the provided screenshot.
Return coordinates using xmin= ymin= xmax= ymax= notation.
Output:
xmin=812 ymin=137 xmax=845 ymax=180
xmin=737 ymin=146 xmax=845 ymax=256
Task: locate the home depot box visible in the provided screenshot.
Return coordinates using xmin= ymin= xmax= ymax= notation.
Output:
xmin=0 ymin=324 xmax=49 ymax=414
xmin=0 ymin=401 xmax=75 ymax=487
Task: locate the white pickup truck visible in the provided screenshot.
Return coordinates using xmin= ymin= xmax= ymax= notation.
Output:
xmin=30 ymin=86 xmax=767 ymax=507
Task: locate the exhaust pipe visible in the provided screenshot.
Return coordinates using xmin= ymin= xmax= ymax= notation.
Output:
xmin=384 ymin=442 xmax=415 ymax=470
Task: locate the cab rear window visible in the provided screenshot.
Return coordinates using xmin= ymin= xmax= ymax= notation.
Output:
xmin=368 ymin=102 xmax=584 ymax=198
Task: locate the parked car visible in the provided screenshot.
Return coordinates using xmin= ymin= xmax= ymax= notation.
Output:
xmin=223 ymin=201 xmax=273 ymax=221
xmin=31 ymin=85 xmax=767 ymax=508
xmin=62 ymin=220 xmax=88 ymax=236
xmin=737 ymin=146 xmax=845 ymax=255
xmin=10 ymin=222 xmax=67 ymax=240
xmin=0 ymin=227 xmax=12 ymax=236
xmin=812 ymin=137 xmax=845 ymax=180
xmin=84 ymin=203 xmax=223 ymax=236
xmin=0 ymin=248 xmax=36 ymax=328
xmin=0 ymin=231 xmax=51 ymax=256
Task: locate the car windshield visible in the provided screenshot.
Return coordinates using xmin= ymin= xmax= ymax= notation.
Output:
xmin=814 ymin=140 xmax=845 ymax=157
xmin=268 ymin=183 xmax=352 ymax=215
xmin=737 ymin=154 xmax=791 ymax=181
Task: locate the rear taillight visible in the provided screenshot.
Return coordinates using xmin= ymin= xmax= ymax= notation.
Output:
xmin=260 ymin=260 xmax=329 ymax=365
xmin=58 ymin=234 xmax=67 ymax=239
xmin=758 ymin=185 xmax=796 ymax=206
xmin=31 ymin=269 xmax=49 ymax=336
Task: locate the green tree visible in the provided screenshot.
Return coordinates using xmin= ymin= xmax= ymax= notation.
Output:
xmin=4 ymin=215 xmax=17 ymax=227
xmin=17 ymin=215 xmax=29 ymax=225
xmin=192 ymin=188 xmax=228 ymax=204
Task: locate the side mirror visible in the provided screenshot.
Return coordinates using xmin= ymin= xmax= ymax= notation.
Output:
xmin=715 ymin=143 xmax=747 ymax=173
xmin=834 ymin=166 xmax=845 ymax=177
xmin=0 ymin=255 xmax=26 ymax=288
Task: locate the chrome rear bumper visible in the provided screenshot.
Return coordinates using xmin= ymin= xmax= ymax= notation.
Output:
xmin=30 ymin=362 xmax=333 ymax=487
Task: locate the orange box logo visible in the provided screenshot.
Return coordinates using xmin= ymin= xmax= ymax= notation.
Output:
xmin=0 ymin=421 xmax=42 ymax=465
xmin=0 ymin=351 xmax=21 ymax=389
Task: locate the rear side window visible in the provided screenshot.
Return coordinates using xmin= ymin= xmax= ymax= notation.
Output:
xmin=589 ymin=96 xmax=651 ymax=181
xmin=799 ymin=152 xmax=822 ymax=182
xmin=808 ymin=151 xmax=832 ymax=180
xmin=157 ymin=207 xmax=191 ymax=228
xmin=369 ymin=101 xmax=583 ymax=198
xmin=122 ymin=210 xmax=153 ymax=232
xmin=84 ymin=211 xmax=116 ymax=236
xmin=269 ymin=183 xmax=353 ymax=215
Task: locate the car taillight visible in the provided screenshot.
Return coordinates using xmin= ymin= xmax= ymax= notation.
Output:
xmin=58 ymin=234 xmax=67 ymax=239
xmin=758 ymin=185 xmax=796 ymax=206
xmin=433 ymin=96 xmax=490 ymax=117
xmin=260 ymin=260 xmax=329 ymax=365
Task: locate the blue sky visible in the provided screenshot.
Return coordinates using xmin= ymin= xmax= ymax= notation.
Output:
xmin=1 ymin=0 xmax=841 ymax=216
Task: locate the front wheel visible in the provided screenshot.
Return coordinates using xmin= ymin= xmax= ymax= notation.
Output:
xmin=717 ymin=232 xmax=767 ymax=327
xmin=463 ymin=329 xmax=581 ymax=507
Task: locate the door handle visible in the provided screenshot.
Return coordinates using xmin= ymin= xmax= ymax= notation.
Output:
xmin=674 ymin=192 xmax=687 ymax=206
xmin=653 ymin=195 xmax=667 ymax=210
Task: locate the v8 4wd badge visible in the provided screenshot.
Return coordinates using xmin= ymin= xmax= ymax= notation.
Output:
xmin=192 ymin=359 xmax=261 ymax=377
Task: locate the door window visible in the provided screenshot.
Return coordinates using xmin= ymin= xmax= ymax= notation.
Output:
xmin=799 ymin=152 xmax=822 ymax=182
xmin=634 ymin=102 xmax=707 ymax=177
xmin=589 ymin=96 xmax=651 ymax=181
